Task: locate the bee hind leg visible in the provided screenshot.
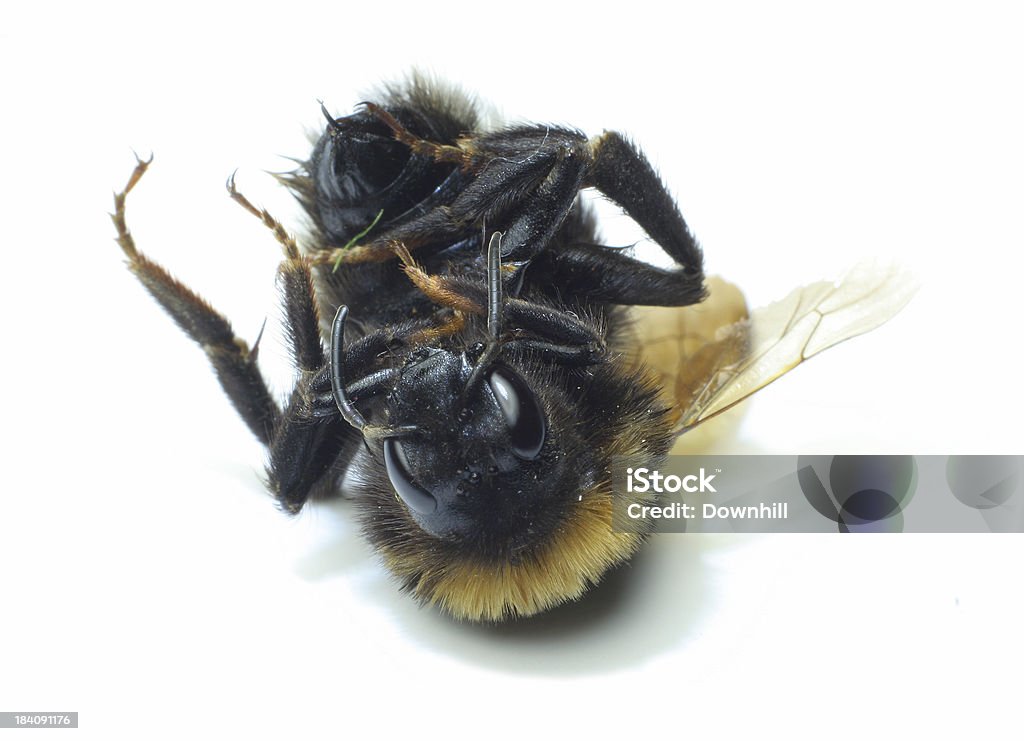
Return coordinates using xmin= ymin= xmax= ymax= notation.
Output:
xmin=587 ymin=131 xmax=705 ymax=280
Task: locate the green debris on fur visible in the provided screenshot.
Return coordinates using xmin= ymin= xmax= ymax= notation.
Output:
xmin=332 ymin=210 xmax=384 ymax=272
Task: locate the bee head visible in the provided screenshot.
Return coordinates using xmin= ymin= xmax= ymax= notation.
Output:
xmin=356 ymin=339 xmax=675 ymax=621
xmin=379 ymin=346 xmax=568 ymax=551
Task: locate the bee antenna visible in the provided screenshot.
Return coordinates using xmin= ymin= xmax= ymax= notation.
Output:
xmin=456 ymin=231 xmax=507 ymax=406
xmin=331 ymin=305 xmax=418 ymax=443
xmin=330 ymin=305 xmax=368 ymax=430
xmin=486 ymin=231 xmax=503 ymax=340
xmin=318 ymin=99 xmax=340 ymax=133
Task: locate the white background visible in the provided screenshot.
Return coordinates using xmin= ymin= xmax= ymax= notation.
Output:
xmin=2 ymin=1 xmax=1023 ymax=738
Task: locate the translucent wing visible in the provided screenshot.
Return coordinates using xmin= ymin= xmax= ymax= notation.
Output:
xmin=628 ymin=263 xmax=917 ymax=437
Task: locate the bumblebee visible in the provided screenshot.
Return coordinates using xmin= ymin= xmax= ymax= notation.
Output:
xmin=113 ymin=77 xmax=912 ymax=621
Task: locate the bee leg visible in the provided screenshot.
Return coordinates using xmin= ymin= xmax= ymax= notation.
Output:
xmin=306 ymin=314 xmax=454 ymax=417
xmin=362 ymin=102 xmax=470 ymax=166
xmin=321 ymin=129 xmax=590 ymax=268
xmin=226 ymin=175 xmax=325 ymax=370
xmin=308 ymin=368 xmax=401 ymax=420
xmin=224 ymin=179 xmax=353 ymax=510
xmin=505 ymin=337 xmax=606 ymax=365
xmin=313 ymin=149 xmax=567 ymax=268
xmin=398 ymin=256 xmax=596 ymax=345
xmin=587 ymin=131 xmax=704 ymax=277
xmin=264 ymin=278 xmax=353 ymax=511
xmin=477 ymin=142 xmax=589 ymax=263
xmin=396 ymin=129 xmax=589 ymax=263
xmin=393 ymin=243 xmax=486 ymax=314
xmin=501 ymin=299 xmax=607 ymax=364
xmin=265 ymin=399 xmax=350 ymax=513
xmin=112 ymin=156 xmax=280 ymax=445
xmin=395 ymin=242 xmax=605 ymax=353
xmin=540 ymin=242 xmax=707 ymax=307
xmin=261 ymin=294 xmax=439 ymax=511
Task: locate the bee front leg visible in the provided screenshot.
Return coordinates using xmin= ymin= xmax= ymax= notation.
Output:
xmin=264 ymin=264 xmax=348 ymax=512
xmin=112 ymin=156 xmax=280 ymax=445
xmin=305 ymin=314 xmax=452 ymax=419
xmin=395 ymin=245 xmax=608 ymax=365
xmin=222 ymin=175 xmax=351 ymax=511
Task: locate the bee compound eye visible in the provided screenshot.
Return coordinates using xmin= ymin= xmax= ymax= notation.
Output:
xmin=487 ymin=366 xmax=546 ymax=460
xmin=383 ymin=439 xmax=437 ymax=515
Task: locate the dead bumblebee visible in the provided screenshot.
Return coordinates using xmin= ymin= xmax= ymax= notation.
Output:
xmin=113 ymin=78 xmax=912 ymax=621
